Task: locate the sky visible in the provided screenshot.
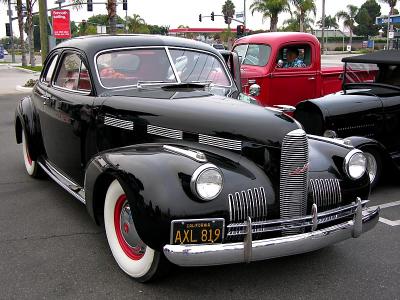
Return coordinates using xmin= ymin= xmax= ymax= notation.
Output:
xmin=0 ymin=0 xmax=396 ymax=38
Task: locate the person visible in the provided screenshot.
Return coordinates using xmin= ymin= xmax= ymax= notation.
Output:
xmin=282 ymin=47 xmax=306 ymax=68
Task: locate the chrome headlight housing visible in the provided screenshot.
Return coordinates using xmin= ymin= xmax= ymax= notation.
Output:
xmin=190 ymin=164 xmax=223 ymax=201
xmin=344 ymin=149 xmax=367 ymax=180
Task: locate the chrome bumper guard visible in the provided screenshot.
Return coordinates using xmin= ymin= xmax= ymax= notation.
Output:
xmin=163 ymin=199 xmax=380 ymax=267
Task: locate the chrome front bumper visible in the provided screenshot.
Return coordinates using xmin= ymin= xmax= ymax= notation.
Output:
xmin=163 ymin=201 xmax=379 ymax=267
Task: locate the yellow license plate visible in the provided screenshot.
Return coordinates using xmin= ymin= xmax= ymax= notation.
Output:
xmin=171 ymin=218 xmax=224 ymax=245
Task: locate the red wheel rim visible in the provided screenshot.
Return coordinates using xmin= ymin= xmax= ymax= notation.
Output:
xmin=114 ymin=194 xmax=145 ymax=260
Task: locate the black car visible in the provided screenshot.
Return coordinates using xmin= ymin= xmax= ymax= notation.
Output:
xmin=295 ymin=50 xmax=400 ymax=188
xmin=15 ymin=35 xmax=379 ymax=282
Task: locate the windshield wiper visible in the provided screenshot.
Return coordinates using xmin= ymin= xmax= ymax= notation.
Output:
xmin=161 ymin=82 xmax=213 ymax=91
xmin=136 ymin=81 xmax=170 ymax=89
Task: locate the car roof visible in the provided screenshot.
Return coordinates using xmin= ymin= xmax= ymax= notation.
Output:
xmin=234 ymin=32 xmax=320 ymax=47
xmin=342 ymin=50 xmax=400 ymax=65
xmin=54 ymin=34 xmax=222 ymax=56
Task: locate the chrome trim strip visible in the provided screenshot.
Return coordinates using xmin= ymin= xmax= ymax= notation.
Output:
xmin=38 ymin=161 xmax=86 ymax=204
xmin=147 ymin=125 xmax=183 ymax=140
xmin=199 ymin=134 xmax=242 ymax=151
xmin=163 ymin=145 xmax=207 ymax=163
xmin=163 ymin=206 xmax=379 ymax=266
xmin=104 ymin=116 xmax=134 ymax=131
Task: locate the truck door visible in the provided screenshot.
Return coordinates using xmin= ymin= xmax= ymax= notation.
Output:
xmin=269 ymin=43 xmax=317 ymax=107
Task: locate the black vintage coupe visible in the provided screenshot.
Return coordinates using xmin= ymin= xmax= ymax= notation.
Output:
xmin=295 ymin=50 xmax=400 ymax=188
xmin=15 ymin=35 xmax=379 ymax=282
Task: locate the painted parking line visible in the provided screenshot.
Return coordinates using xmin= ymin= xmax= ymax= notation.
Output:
xmin=369 ymin=200 xmax=400 ymax=227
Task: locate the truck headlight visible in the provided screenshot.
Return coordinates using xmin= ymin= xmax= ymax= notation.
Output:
xmin=191 ymin=164 xmax=223 ymax=201
xmin=344 ymin=149 xmax=367 ymax=180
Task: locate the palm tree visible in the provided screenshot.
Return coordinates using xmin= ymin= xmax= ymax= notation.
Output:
xmin=290 ymin=0 xmax=316 ymax=32
xmin=127 ymin=14 xmax=149 ymax=34
xmin=249 ymin=0 xmax=290 ymax=32
xmin=317 ymin=15 xmax=339 ymax=29
xmin=222 ymin=0 xmax=235 ymax=30
xmin=336 ymin=5 xmax=359 ymax=52
xmin=379 ymin=1 xmax=398 ymax=48
xmin=282 ymin=11 xmax=314 ymax=32
xmin=25 ymin=0 xmax=37 ymax=67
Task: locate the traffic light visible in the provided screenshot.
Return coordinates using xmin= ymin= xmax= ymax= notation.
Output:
xmin=5 ymin=23 xmax=11 ymax=37
xmin=123 ymin=0 xmax=127 ymax=11
xmin=211 ymin=12 xmax=215 ymax=21
xmin=199 ymin=14 xmax=202 ymax=22
xmin=237 ymin=24 xmax=245 ymax=37
xmin=224 ymin=15 xmax=229 ymax=24
xmin=87 ymin=0 xmax=93 ymax=11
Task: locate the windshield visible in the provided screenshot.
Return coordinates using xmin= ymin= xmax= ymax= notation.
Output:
xmin=96 ymin=47 xmax=231 ymax=91
xmin=344 ymin=62 xmax=380 ymax=85
xmin=233 ymin=44 xmax=271 ymax=67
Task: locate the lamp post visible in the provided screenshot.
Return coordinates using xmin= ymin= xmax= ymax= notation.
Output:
xmin=7 ymin=0 xmax=16 ymax=63
xmin=321 ymin=0 xmax=325 ymax=54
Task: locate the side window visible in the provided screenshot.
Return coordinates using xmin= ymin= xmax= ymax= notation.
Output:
xmin=278 ymin=44 xmax=312 ymax=69
xmin=42 ymin=55 xmax=58 ymax=84
xmin=55 ymin=53 xmax=92 ymax=92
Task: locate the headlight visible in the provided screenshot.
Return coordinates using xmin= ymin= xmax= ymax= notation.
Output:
xmin=323 ymin=130 xmax=337 ymax=139
xmin=190 ymin=164 xmax=223 ymax=201
xmin=344 ymin=149 xmax=367 ymax=180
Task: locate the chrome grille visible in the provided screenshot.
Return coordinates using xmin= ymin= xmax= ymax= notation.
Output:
xmin=104 ymin=116 xmax=134 ymax=131
xmin=309 ymin=179 xmax=342 ymax=211
xmin=228 ymin=187 xmax=267 ymax=222
xmin=147 ymin=125 xmax=183 ymax=140
xmin=199 ymin=134 xmax=242 ymax=151
xmin=279 ymin=129 xmax=309 ymax=235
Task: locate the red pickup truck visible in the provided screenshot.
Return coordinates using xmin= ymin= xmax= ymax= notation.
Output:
xmin=233 ymin=32 xmax=344 ymax=107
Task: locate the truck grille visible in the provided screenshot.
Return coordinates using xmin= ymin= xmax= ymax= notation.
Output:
xmin=228 ymin=187 xmax=267 ymax=222
xmin=279 ymin=129 xmax=309 ymax=235
xmin=309 ymin=178 xmax=342 ymax=211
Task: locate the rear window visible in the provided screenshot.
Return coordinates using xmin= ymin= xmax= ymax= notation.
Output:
xmin=233 ymin=44 xmax=271 ymax=67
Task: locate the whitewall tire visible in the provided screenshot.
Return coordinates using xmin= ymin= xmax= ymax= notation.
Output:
xmin=104 ymin=179 xmax=163 ymax=282
xmin=22 ymin=131 xmax=41 ymax=177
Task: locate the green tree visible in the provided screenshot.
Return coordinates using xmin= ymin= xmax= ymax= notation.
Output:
xmin=86 ymin=14 xmax=124 ymax=26
xmin=250 ymin=0 xmax=290 ymax=32
xmin=147 ymin=25 xmax=169 ymax=35
xmin=336 ymin=5 xmax=359 ymax=51
xmin=379 ymin=0 xmax=397 ymax=16
xmin=281 ymin=11 xmax=314 ymax=32
xmin=290 ymin=0 xmax=316 ymax=32
xmin=222 ymin=0 xmax=236 ymax=29
xmin=127 ymin=14 xmax=149 ymax=34
xmin=354 ymin=0 xmax=381 ymax=37
xmin=317 ymin=15 xmax=339 ymax=29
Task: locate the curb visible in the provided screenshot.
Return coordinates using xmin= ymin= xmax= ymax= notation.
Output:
xmin=16 ymin=85 xmax=33 ymax=92
xmin=14 ymin=66 xmax=41 ymax=74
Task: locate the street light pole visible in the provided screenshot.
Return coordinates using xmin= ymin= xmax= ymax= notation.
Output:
xmin=321 ymin=0 xmax=325 ymax=54
xmin=7 ymin=0 xmax=16 ymax=63
xmin=243 ymin=0 xmax=246 ymax=31
xmin=387 ymin=11 xmax=391 ymax=50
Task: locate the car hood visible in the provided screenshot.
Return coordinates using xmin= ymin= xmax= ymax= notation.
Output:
xmin=98 ymin=89 xmax=300 ymax=149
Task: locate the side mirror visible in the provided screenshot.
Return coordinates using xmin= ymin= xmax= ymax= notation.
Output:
xmin=276 ymin=60 xmax=284 ymax=68
xmin=249 ymin=84 xmax=261 ymax=97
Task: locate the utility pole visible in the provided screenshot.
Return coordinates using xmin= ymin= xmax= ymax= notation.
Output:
xmin=39 ymin=0 xmax=49 ymax=62
xmin=387 ymin=10 xmax=392 ymax=50
xmin=243 ymin=0 xmax=246 ymax=31
xmin=321 ymin=0 xmax=325 ymax=54
xmin=7 ymin=0 xmax=16 ymax=63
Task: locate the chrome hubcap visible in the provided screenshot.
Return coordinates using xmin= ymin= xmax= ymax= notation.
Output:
xmin=119 ymin=200 xmax=146 ymax=255
xmin=364 ymin=152 xmax=377 ymax=183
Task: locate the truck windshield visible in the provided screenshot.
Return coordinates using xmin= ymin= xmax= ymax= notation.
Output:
xmin=96 ymin=47 xmax=231 ymax=90
xmin=233 ymin=44 xmax=271 ymax=67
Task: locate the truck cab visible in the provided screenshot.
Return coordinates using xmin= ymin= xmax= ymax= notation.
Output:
xmin=233 ymin=32 xmax=343 ymax=107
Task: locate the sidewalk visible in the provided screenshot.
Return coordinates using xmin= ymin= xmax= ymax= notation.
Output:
xmin=0 ymin=65 xmax=39 ymax=94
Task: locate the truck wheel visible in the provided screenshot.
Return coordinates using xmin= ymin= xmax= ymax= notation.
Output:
xmin=362 ymin=148 xmax=382 ymax=190
xmin=104 ymin=179 xmax=167 ymax=282
xmin=22 ymin=130 xmax=42 ymax=178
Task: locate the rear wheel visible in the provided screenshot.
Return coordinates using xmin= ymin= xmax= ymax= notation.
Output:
xmin=362 ymin=148 xmax=382 ymax=190
xmin=22 ymin=130 xmax=42 ymax=178
xmin=104 ymin=179 xmax=166 ymax=282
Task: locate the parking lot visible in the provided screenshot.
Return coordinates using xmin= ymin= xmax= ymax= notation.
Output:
xmin=0 ymin=58 xmax=399 ymax=298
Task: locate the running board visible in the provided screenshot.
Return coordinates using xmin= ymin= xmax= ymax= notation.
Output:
xmin=38 ymin=160 xmax=86 ymax=204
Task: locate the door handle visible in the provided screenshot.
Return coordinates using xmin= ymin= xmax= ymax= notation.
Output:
xmin=308 ymin=77 xmax=316 ymax=80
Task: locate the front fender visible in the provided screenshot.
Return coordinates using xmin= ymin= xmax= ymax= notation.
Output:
xmin=85 ymin=143 xmax=275 ymax=251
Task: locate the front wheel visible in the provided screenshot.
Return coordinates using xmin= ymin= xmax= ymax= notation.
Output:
xmin=104 ymin=179 xmax=166 ymax=282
